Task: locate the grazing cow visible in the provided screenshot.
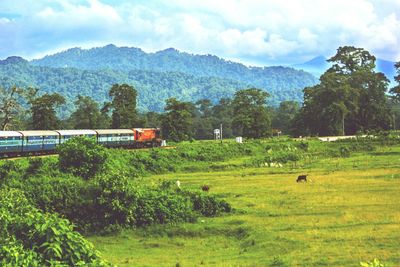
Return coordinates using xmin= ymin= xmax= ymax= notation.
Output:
xmin=201 ymin=185 xmax=210 ymax=192
xmin=297 ymin=175 xmax=307 ymax=182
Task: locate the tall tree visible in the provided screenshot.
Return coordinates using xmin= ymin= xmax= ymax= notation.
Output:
xmin=211 ymin=98 xmax=234 ymax=138
xmin=271 ymin=101 xmax=300 ymax=135
xmin=193 ymin=99 xmax=214 ymax=140
xmin=30 ymin=93 xmax=65 ymax=130
xmin=232 ymin=88 xmax=271 ymax=138
xmin=69 ymin=95 xmax=108 ymax=129
xmin=108 ymin=84 xmax=140 ymax=128
xmin=0 ymin=86 xmax=37 ymax=130
xmin=0 ymin=86 xmax=23 ymax=130
xmin=161 ymin=98 xmax=195 ymax=141
xmin=297 ymin=46 xmax=390 ymax=136
xmin=390 ymin=62 xmax=400 ymax=101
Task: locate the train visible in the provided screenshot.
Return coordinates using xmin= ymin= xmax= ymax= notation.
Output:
xmin=0 ymin=128 xmax=161 ymax=158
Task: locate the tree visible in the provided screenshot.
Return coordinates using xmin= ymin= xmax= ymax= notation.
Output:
xmin=0 ymin=86 xmax=37 ymax=130
xmin=193 ymin=99 xmax=213 ymax=140
xmin=271 ymin=101 xmax=300 ymax=135
xmin=296 ymin=46 xmax=390 ymax=136
xmin=232 ymin=88 xmax=271 ymax=138
xmin=108 ymin=84 xmax=140 ymax=128
xmin=211 ymin=98 xmax=234 ymax=138
xmin=30 ymin=93 xmax=65 ymax=130
xmin=390 ymin=62 xmax=400 ymax=101
xmin=161 ymin=98 xmax=195 ymax=141
xmin=143 ymin=111 xmax=161 ymax=128
xmin=69 ymin=95 xmax=108 ymax=129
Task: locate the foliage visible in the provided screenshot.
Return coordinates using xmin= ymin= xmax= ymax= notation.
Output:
xmin=0 ymin=160 xmax=23 ymax=187
xmin=0 ymin=188 xmax=110 ymax=266
xmin=58 ymin=137 xmax=109 ymax=179
xmin=232 ymin=88 xmax=271 ymax=138
xmin=185 ymin=192 xmax=231 ymax=217
xmin=296 ymin=46 xmax=391 ymax=136
xmin=161 ymin=98 xmax=196 ymax=141
xmin=0 ymin=86 xmax=32 ymax=130
xmin=271 ymin=101 xmax=300 ymax=135
xmin=28 ymin=45 xmax=318 ymax=109
xmin=68 ymin=95 xmax=109 ymax=129
xmin=108 ymin=83 xmax=141 ymax=128
xmin=30 ymin=92 xmax=65 ymax=129
xmin=390 ymin=61 xmax=400 ymax=101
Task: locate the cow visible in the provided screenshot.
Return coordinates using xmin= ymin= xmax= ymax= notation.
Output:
xmin=297 ymin=174 xmax=307 ymax=182
xmin=201 ymin=185 xmax=210 ymax=192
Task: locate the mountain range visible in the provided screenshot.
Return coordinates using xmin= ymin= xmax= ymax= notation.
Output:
xmin=0 ymin=44 xmax=396 ymax=115
xmin=294 ymin=55 xmax=397 ymax=83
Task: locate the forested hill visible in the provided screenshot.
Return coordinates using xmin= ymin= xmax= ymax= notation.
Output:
xmin=0 ymin=58 xmax=250 ymax=113
xmin=31 ymin=44 xmax=317 ymax=93
xmin=0 ymin=45 xmax=318 ymax=114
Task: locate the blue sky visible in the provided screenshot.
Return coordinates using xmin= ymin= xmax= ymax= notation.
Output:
xmin=0 ymin=0 xmax=399 ymax=66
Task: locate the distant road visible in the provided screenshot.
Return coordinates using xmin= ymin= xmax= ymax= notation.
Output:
xmin=296 ymin=135 xmax=367 ymax=142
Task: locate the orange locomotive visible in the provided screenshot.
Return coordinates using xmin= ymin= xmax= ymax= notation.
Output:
xmin=133 ymin=128 xmax=162 ymax=148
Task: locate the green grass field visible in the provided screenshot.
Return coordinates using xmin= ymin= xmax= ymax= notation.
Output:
xmin=89 ymin=143 xmax=400 ymax=266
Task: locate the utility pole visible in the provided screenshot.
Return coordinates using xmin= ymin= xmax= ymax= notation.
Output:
xmin=220 ymin=123 xmax=223 ymax=143
xmin=342 ymin=113 xmax=345 ymax=136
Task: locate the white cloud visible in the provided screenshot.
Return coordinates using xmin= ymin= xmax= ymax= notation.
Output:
xmin=0 ymin=0 xmax=399 ymax=64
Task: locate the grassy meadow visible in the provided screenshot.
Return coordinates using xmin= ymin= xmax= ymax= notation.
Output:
xmin=88 ymin=139 xmax=400 ymax=266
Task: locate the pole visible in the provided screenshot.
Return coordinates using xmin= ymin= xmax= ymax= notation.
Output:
xmin=342 ymin=113 xmax=345 ymax=136
xmin=220 ymin=123 xmax=223 ymax=143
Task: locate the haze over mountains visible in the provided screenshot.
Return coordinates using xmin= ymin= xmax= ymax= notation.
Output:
xmin=0 ymin=44 xmax=396 ymax=114
xmin=294 ymin=55 xmax=397 ymax=83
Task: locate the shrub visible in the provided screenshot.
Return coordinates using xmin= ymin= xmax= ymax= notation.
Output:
xmin=58 ymin=137 xmax=109 ymax=179
xmin=0 ymin=160 xmax=23 ymax=187
xmin=184 ymin=191 xmax=232 ymax=217
xmin=95 ymin=173 xmax=195 ymax=227
xmin=0 ymin=188 xmax=110 ymax=266
xmin=19 ymin=174 xmax=99 ymax=231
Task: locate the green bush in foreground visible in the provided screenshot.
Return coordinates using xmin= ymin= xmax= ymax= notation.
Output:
xmin=0 ymin=188 xmax=110 ymax=266
xmin=58 ymin=137 xmax=109 ymax=179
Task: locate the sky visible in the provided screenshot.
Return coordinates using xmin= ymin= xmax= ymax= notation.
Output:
xmin=0 ymin=0 xmax=399 ymax=66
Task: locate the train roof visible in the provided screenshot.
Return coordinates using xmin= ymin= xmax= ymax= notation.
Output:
xmin=95 ymin=129 xmax=134 ymax=135
xmin=0 ymin=131 xmax=23 ymax=137
xmin=55 ymin=130 xmax=97 ymax=136
xmin=133 ymin=128 xmax=160 ymax=132
xmin=18 ymin=130 xmax=59 ymax=136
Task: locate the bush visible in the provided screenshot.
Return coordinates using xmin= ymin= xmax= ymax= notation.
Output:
xmin=0 ymin=188 xmax=110 ymax=266
xmin=19 ymin=174 xmax=99 ymax=231
xmin=0 ymin=160 xmax=23 ymax=187
xmin=58 ymin=137 xmax=109 ymax=179
xmin=95 ymin=173 xmax=195 ymax=227
xmin=184 ymin=191 xmax=232 ymax=217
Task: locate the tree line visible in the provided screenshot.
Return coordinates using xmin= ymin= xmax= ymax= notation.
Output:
xmin=1 ymin=46 xmax=399 ymax=140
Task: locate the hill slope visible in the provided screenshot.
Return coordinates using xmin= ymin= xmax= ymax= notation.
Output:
xmin=31 ymin=44 xmax=317 ymax=95
xmin=0 ymin=58 xmax=250 ymax=114
xmin=0 ymin=45 xmax=319 ymax=114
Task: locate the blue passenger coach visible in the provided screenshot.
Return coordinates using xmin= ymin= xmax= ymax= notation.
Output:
xmin=19 ymin=131 xmax=60 ymax=153
xmin=56 ymin=130 xmax=97 ymax=144
xmin=0 ymin=131 xmax=23 ymax=156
